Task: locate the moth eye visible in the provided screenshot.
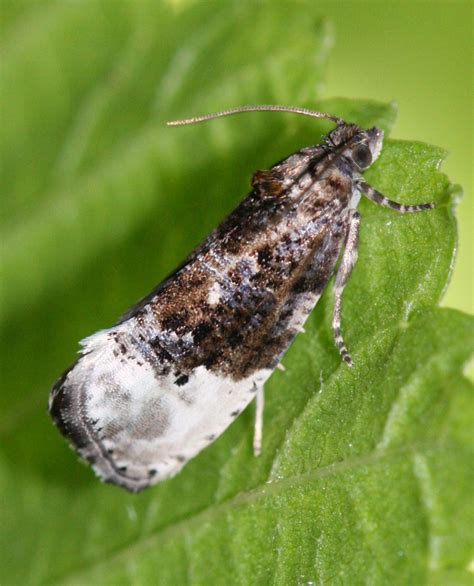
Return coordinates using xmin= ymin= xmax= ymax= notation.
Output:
xmin=352 ymin=144 xmax=372 ymax=169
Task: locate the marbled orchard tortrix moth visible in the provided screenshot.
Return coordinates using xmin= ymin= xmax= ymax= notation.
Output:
xmin=49 ymin=105 xmax=434 ymax=492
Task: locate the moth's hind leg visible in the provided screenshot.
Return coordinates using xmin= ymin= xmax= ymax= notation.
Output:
xmin=333 ymin=210 xmax=360 ymax=367
xmin=360 ymin=181 xmax=435 ymax=213
xmin=253 ymin=385 xmax=265 ymax=456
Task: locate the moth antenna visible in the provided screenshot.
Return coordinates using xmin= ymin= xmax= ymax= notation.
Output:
xmin=167 ymin=105 xmax=345 ymax=127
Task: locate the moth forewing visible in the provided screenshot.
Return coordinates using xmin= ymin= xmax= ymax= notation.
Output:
xmin=50 ymin=106 xmax=435 ymax=492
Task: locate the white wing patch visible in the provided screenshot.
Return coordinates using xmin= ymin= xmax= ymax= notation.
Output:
xmin=207 ymin=282 xmax=222 ymax=305
xmin=63 ymin=328 xmax=271 ymax=491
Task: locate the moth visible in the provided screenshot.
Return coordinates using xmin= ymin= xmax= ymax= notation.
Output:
xmin=49 ymin=105 xmax=434 ymax=492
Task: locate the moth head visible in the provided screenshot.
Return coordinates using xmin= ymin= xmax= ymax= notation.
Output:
xmin=351 ymin=127 xmax=384 ymax=171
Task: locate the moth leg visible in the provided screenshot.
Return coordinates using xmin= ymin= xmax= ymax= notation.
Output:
xmin=253 ymin=385 xmax=265 ymax=456
xmin=333 ymin=210 xmax=360 ymax=367
xmin=360 ymin=181 xmax=435 ymax=213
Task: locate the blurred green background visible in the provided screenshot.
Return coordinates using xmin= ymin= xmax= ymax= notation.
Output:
xmin=313 ymin=0 xmax=472 ymax=314
xmin=0 ymin=1 xmax=472 ymax=584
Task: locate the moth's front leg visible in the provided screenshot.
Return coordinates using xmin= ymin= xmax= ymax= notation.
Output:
xmin=360 ymin=180 xmax=435 ymax=213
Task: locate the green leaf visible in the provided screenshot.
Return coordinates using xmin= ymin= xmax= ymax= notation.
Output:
xmin=1 ymin=2 xmax=472 ymax=585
